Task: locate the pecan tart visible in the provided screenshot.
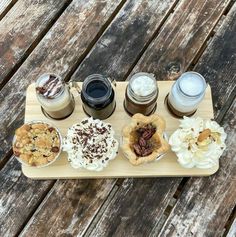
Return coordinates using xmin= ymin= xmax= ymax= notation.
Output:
xmin=122 ymin=113 xmax=170 ymax=165
xmin=13 ymin=121 xmax=62 ymax=167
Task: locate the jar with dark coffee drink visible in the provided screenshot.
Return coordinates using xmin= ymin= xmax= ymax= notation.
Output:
xmin=81 ymin=74 xmax=116 ymax=120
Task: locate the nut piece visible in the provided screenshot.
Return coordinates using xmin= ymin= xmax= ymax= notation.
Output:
xmin=138 ymin=137 xmax=146 ymax=147
xmin=142 ymin=130 xmax=153 ymax=140
xmin=198 ymin=129 xmax=211 ymax=142
xmin=133 ymin=144 xmax=142 ymax=156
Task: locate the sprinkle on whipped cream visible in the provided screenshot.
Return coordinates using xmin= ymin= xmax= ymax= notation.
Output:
xmin=169 ymin=116 xmax=227 ymax=169
xmin=63 ymin=117 xmax=119 ymax=171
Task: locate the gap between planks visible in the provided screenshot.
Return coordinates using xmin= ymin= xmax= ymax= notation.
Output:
xmin=63 ymin=0 xmax=128 ymax=83
xmin=139 ymin=1 xmax=236 ymax=232
xmin=17 ymin=180 xmax=57 ymax=237
xmin=0 ymin=0 xmax=127 ymax=169
xmin=106 ymin=0 xmax=236 ymax=233
xmin=122 ymin=0 xmax=181 ymax=81
xmin=0 ymin=0 xmax=73 ymax=91
xmin=56 ymin=1 xmax=236 ymax=235
xmin=224 ymin=204 xmax=236 ymax=236
xmin=0 ymin=0 xmax=18 ymax=21
xmin=83 ymin=184 xmax=120 ymax=237
xmin=189 ymin=0 xmax=236 ymax=70
xmin=2 ymin=1 xmax=235 ymax=235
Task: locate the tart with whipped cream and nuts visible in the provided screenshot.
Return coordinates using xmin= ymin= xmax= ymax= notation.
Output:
xmin=63 ymin=117 xmax=119 ymax=171
xmin=13 ymin=122 xmax=62 ymax=167
xmin=169 ymin=116 xmax=227 ymax=169
xmin=122 ymin=113 xmax=170 ymax=165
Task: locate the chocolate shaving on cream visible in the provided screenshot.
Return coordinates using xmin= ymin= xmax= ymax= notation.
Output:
xmin=63 ymin=118 xmax=119 ymax=171
xmin=36 ymin=75 xmax=63 ymax=99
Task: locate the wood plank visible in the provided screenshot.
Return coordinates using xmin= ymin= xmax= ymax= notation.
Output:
xmin=157 ymin=99 xmax=236 ymax=237
xmin=0 ymin=0 xmax=123 ymax=165
xmin=14 ymin=2 xmax=181 ymax=235
xmin=227 ymin=217 xmax=236 ymax=237
xmin=0 ymin=0 xmax=123 ymax=236
xmin=0 ymin=0 xmax=17 ymax=20
xmin=153 ymin=5 xmax=236 ymax=236
xmin=19 ymin=179 xmax=116 ymax=237
xmin=0 ymin=0 xmax=71 ymax=88
xmin=23 ymin=82 xmax=216 ymax=179
xmin=89 ymin=178 xmax=181 ymax=237
xmin=70 ymin=1 xmax=234 ymax=236
xmin=131 ymin=0 xmax=231 ymax=79
xmin=194 ymin=2 xmax=236 ymax=119
xmin=70 ymin=0 xmax=178 ymax=82
xmin=0 ymin=157 xmax=53 ymax=236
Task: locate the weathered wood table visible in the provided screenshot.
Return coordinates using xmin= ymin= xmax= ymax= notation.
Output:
xmin=0 ymin=0 xmax=235 ymax=236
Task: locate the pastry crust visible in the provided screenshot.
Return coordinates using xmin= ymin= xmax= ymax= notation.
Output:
xmin=122 ymin=113 xmax=170 ymax=165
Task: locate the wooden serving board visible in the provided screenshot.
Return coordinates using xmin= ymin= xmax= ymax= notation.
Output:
xmin=23 ymin=81 xmax=217 ymax=179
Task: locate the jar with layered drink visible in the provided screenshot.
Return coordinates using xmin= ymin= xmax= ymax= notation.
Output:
xmin=36 ymin=73 xmax=75 ymax=119
xmin=124 ymin=72 xmax=158 ymax=116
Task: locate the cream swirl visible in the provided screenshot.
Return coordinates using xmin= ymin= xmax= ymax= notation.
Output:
xmin=169 ymin=116 xmax=227 ymax=169
xmin=63 ymin=117 xmax=118 ymax=171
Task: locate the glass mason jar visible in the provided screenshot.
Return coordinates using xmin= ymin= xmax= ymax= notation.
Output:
xmin=124 ymin=72 xmax=158 ymax=116
xmin=36 ymin=73 xmax=75 ymax=119
xmin=81 ymin=74 xmax=116 ymax=120
xmin=167 ymin=71 xmax=207 ymax=117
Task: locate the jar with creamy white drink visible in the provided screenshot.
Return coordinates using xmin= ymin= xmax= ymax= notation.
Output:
xmin=124 ymin=72 xmax=158 ymax=116
xmin=36 ymin=73 xmax=75 ymax=119
xmin=167 ymin=72 xmax=207 ymax=117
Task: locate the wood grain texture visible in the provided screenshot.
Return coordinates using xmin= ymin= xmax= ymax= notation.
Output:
xmin=194 ymin=2 xmax=236 ymax=119
xmin=19 ymin=179 xmax=116 ymax=237
xmin=157 ymin=99 xmax=236 ymax=237
xmin=131 ymin=0 xmax=231 ymax=80
xmin=0 ymin=157 xmax=53 ymax=236
xmin=0 ymin=0 xmax=17 ymax=20
xmin=0 ymin=0 xmax=123 ymax=164
xmin=0 ymin=0 xmax=71 ymax=88
xmin=23 ymin=82 xmax=216 ymax=179
xmin=153 ymin=6 xmax=236 ymax=236
xmin=227 ymin=217 xmax=236 ymax=237
xmin=73 ymin=1 xmax=234 ymax=235
xmin=71 ymin=0 xmax=178 ymax=82
xmin=89 ymin=178 xmax=181 ymax=237
xmin=0 ymin=0 xmax=123 ymax=236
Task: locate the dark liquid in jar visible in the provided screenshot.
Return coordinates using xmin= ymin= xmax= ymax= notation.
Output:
xmin=81 ymin=79 xmax=115 ymax=120
xmin=86 ymin=80 xmax=108 ymax=98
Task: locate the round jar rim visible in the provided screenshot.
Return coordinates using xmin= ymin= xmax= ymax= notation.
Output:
xmin=35 ymin=73 xmax=65 ymax=99
xmin=81 ymin=74 xmax=113 ymax=105
xmin=177 ymin=71 xmax=207 ymax=98
xmin=128 ymin=72 xmax=158 ymax=103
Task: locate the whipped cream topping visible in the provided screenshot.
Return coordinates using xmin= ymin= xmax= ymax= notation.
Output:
xmin=130 ymin=75 xmax=156 ymax=97
xmin=169 ymin=116 xmax=227 ymax=169
xmin=63 ymin=117 xmax=119 ymax=171
xmin=36 ymin=74 xmax=63 ymax=99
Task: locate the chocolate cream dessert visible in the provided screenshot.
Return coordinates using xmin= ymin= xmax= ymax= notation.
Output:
xmin=63 ymin=118 xmax=119 ymax=171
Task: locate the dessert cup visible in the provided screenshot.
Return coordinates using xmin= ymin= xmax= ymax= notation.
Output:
xmin=13 ymin=121 xmax=62 ymax=168
xmin=121 ymin=113 xmax=170 ymax=165
xmin=63 ymin=118 xmax=119 ymax=171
